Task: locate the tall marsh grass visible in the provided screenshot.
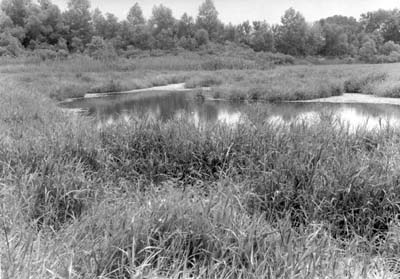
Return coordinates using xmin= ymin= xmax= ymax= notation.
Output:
xmin=187 ymin=64 xmax=400 ymax=101
xmin=3 ymin=61 xmax=400 ymax=278
xmin=0 ymin=53 xmax=273 ymax=74
xmin=344 ymin=72 xmax=388 ymax=93
xmin=3 ymin=107 xmax=400 ymax=277
xmin=3 ymin=56 xmax=400 ymax=102
xmin=186 ymin=68 xmax=345 ymax=101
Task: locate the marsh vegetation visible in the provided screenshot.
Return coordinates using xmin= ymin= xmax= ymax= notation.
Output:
xmin=1 ymin=56 xmax=400 ymax=279
xmin=3 ymin=0 xmax=400 ymax=278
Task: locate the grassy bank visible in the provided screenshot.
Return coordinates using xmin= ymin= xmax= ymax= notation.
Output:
xmin=186 ymin=63 xmax=400 ymax=102
xmin=3 ymin=56 xmax=400 ymax=102
xmin=2 ymin=63 xmax=400 ymax=278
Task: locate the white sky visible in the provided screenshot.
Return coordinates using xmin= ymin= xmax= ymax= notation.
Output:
xmin=50 ymin=0 xmax=400 ymax=24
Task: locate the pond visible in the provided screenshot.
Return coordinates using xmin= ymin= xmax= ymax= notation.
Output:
xmin=60 ymin=90 xmax=400 ymax=131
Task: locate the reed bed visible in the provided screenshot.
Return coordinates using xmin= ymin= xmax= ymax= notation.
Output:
xmin=186 ymin=64 xmax=400 ymax=101
xmin=2 ymin=56 xmax=400 ymax=102
xmin=2 ymin=61 xmax=400 ymax=278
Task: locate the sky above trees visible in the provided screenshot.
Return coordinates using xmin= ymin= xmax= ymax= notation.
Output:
xmin=50 ymin=0 xmax=400 ymax=24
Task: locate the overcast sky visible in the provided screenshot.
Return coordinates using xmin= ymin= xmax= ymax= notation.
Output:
xmin=50 ymin=0 xmax=400 ymax=24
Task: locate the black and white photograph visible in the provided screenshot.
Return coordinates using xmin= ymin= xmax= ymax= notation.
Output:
xmin=1 ymin=0 xmax=400 ymax=278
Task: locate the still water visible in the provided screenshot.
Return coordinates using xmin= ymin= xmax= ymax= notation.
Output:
xmin=61 ymin=90 xmax=400 ymax=131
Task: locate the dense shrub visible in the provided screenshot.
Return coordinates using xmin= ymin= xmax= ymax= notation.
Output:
xmin=359 ymin=39 xmax=377 ymax=62
xmin=374 ymin=52 xmax=400 ymax=63
xmin=87 ymin=36 xmax=118 ymax=60
xmin=261 ymin=52 xmax=295 ymax=65
xmin=195 ymin=29 xmax=209 ymax=46
xmin=0 ymin=32 xmax=23 ymax=56
xmin=380 ymin=41 xmax=400 ymax=55
xmin=177 ymin=36 xmax=198 ymax=51
xmin=33 ymin=49 xmax=58 ymax=60
xmin=0 ymin=46 xmax=7 ymax=56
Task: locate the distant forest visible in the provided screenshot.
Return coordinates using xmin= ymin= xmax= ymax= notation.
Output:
xmin=1 ymin=0 xmax=400 ymax=63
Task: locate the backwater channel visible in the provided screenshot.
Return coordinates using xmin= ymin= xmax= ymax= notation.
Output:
xmin=60 ymin=90 xmax=400 ymax=131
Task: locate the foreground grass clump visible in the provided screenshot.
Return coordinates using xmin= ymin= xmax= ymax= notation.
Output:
xmin=45 ymin=186 xmax=399 ymax=279
xmin=97 ymin=117 xmax=400 ymax=239
xmin=9 ymin=184 xmax=398 ymax=278
xmin=4 ymin=110 xmax=400 ymax=277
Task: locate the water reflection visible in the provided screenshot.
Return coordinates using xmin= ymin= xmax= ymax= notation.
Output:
xmin=262 ymin=102 xmax=400 ymax=131
xmin=61 ymin=91 xmax=400 ymax=131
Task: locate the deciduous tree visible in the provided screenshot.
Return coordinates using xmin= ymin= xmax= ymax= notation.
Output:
xmin=63 ymin=0 xmax=92 ymax=49
xmin=359 ymin=35 xmax=377 ymax=61
xmin=149 ymin=4 xmax=175 ymax=36
xmin=196 ymin=0 xmax=220 ymax=40
xmin=0 ymin=0 xmax=30 ymax=27
xmin=250 ymin=21 xmax=274 ymax=52
xmin=177 ymin=13 xmax=194 ymax=38
xmin=149 ymin=4 xmax=176 ymax=49
xmin=275 ymin=8 xmax=307 ymax=56
xmin=23 ymin=0 xmax=64 ymax=46
xmin=127 ymin=2 xmax=145 ymax=26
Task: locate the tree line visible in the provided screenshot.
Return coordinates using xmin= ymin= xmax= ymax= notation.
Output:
xmin=1 ymin=0 xmax=400 ymax=62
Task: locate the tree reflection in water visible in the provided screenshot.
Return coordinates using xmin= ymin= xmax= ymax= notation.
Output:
xmin=62 ymin=91 xmax=400 ymax=131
